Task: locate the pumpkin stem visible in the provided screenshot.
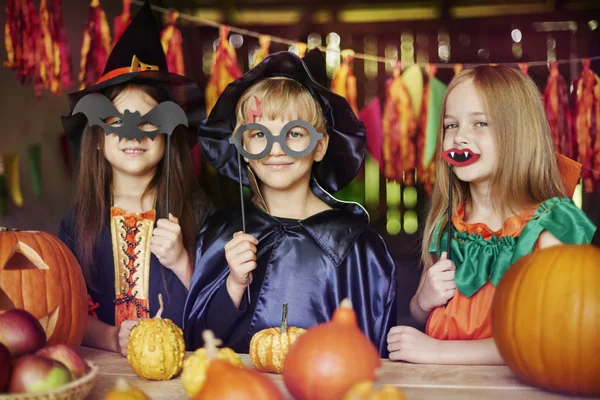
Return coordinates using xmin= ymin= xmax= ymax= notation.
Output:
xmin=280 ymin=303 xmax=288 ymax=334
xmin=333 ymin=298 xmax=358 ymax=325
xmin=155 ymin=293 xmax=164 ymax=319
xmin=340 ymin=298 xmax=353 ymax=310
xmin=114 ymin=377 xmax=131 ymax=391
xmin=202 ymin=330 xmax=223 ymax=361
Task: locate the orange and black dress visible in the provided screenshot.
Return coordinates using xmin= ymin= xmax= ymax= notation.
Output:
xmin=58 ymin=202 xmax=191 ymax=328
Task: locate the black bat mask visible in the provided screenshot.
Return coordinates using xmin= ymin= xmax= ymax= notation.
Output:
xmin=72 ymin=93 xmax=188 ymax=141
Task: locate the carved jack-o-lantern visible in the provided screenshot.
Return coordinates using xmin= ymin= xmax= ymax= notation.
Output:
xmin=0 ymin=227 xmax=88 ymax=346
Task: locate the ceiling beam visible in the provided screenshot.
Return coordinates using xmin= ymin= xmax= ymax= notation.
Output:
xmin=282 ymin=8 xmax=318 ymax=41
xmin=191 ymin=6 xmax=598 ymax=28
xmin=439 ymin=0 xmax=451 ymax=20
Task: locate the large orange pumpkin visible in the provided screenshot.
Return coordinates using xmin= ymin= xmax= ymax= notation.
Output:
xmin=0 ymin=227 xmax=88 ymax=347
xmin=283 ymin=299 xmax=381 ymax=400
xmin=492 ymin=244 xmax=600 ymax=397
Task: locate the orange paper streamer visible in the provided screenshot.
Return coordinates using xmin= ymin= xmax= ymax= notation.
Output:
xmin=205 ymin=25 xmax=242 ymax=115
xmin=331 ymin=50 xmax=359 ymax=116
xmin=382 ymin=62 xmax=417 ymax=184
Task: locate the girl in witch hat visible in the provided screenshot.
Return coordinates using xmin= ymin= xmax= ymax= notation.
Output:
xmin=183 ymin=49 xmax=397 ymax=357
xmin=387 ymin=65 xmax=596 ymax=364
xmin=58 ymin=0 xmax=212 ymax=356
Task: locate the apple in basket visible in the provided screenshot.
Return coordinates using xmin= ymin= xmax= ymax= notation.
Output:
xmin=8 ymin=355 xmax=71 ymax=393
xmin=0 ymin=309 xmax=46 ymax=358
xmin=36 ymin=344 xmax=89 ymax=379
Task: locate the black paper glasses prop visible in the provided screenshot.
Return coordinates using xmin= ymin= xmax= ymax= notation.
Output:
xmin=229 ymin=119 xmax=324 ymax=303
xmin=72 ymin=93 xmax=189 ymax=218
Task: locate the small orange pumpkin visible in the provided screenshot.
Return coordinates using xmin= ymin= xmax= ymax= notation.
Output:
xmin=283 ymin=298 xmax=381 ymax=400
xmin=249 ymin=303 xmax=306 ymax=374
xmin=194 ymin=331 xmax=284 ymax=400
xmin=0 ymin=227 xmax=88 ymax=346
xmin=344 ymin=379 xmax=407 ymax=400
xmin=492 ymin=244 xmax=600 ymax=397
xmin=181 ymin=341 xmax=243 ymax=397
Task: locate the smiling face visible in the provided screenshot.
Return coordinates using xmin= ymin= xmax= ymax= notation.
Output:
xmin=235 ymin=77 xmax=329 ymax=194
xmin=442 ymin=78 xmax=497 ymax=185
xmin=244 ymin=117 xmax=328 ymax=192
xmin=102 ymin=86 xmax=166 ymax=178
xmin=423 ymin=66 xmax=568 ymax=271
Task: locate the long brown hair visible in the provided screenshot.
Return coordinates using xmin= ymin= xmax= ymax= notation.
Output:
xmin=421 ymin=66 xmax=567 ymax=268
xmin=73 ymin=83 xmax=199 ymax=289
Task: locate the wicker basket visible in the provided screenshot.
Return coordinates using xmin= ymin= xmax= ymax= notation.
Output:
xmin=0 ymin=361 xmax=99 ymax=400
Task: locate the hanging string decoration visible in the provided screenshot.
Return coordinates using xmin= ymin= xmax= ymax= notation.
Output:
xmin=4 ymin=0 xmax=39 ymax=85
xmin=205 ymin=25 xmax=242 ymax=115
xmin=36 ymin=0 xmax=73 ymax=97
xmin=544 ymin=62 xmax=575 ymax=159
xmin=113 ymin=0 xmax=132 ymax=47
xmin=331 ymin=50 xmax=359 ymax=116
xmin=78 ymin=0 xmax=111 ymax=90
xmin=160 ymin=10 xmax=185 ymax=75
xmin=382 ymin=62 xmax=417 ymax=185
xmin=573 ymin=59 xmax=600 ymax=193
xmin=417 ymin=65 xmax=447 ymax=195
xmin=251 ymin=35 xmax=271 ymax=68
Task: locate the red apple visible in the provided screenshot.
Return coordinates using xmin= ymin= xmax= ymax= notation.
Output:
xmin=0 ymin=309 xmax=46 ymax=358
xmin=9 ymin=355 xmax=71 ymax=393
xmin=0 ymin=343 xmax=10 ymax=392
xmin=36 ymin=344 xmax=89 ymax=379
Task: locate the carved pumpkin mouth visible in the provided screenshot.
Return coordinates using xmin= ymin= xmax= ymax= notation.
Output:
xmin=0 ymin=289 xmax=60 ymax=341
xmin=0 ymin=241 xmax=60 ymax=341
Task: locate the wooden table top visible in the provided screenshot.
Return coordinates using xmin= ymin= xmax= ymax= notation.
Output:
xmin=80 ymin=347 xmax=586 ymax=400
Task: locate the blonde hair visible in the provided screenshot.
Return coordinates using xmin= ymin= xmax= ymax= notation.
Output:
xmin=421 ymin=65 xmax=567 ymax=268
xmin=234 ymin=77 xmax=326 ymax=133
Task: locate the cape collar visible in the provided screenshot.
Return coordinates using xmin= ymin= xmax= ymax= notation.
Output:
xmin=247 ymin=179 xmax=368 ymax=267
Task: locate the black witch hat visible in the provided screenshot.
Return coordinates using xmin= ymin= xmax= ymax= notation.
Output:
xmin=198 ymin=49 xmax=366 ymax=194
xmin=61 ymin=0 xmax=202 ymax=147
xmin=302 ymin=47 xmax=327 ymax=86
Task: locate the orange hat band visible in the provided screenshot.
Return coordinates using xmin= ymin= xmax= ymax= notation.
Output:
xmin=97 ymin=55 xmax=159 ymax=84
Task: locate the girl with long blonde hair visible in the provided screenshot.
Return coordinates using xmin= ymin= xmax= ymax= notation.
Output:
xmin=387 ymin=65 xmax=596 ymax=364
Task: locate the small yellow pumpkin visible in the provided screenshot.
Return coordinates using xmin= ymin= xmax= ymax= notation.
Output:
xmin=181 ymin=343 xmax=243 ymax=398
xmin=249 ymin=303 xmax=306 ymax=373
xmin=127 ymin=294 xmax=185 ymax=380
xmin=344 ymin=378 xmax=407 ymax=400
xmin=104 ymin=378 xmax=150 ymax=400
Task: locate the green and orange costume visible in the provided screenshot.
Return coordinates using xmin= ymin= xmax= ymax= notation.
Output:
xmin=427 ymin=197 xmax=596 ymax=340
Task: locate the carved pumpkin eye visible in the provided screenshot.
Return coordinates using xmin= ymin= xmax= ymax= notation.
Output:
xmin=4 ymin=242 xmax=50 ymax=271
